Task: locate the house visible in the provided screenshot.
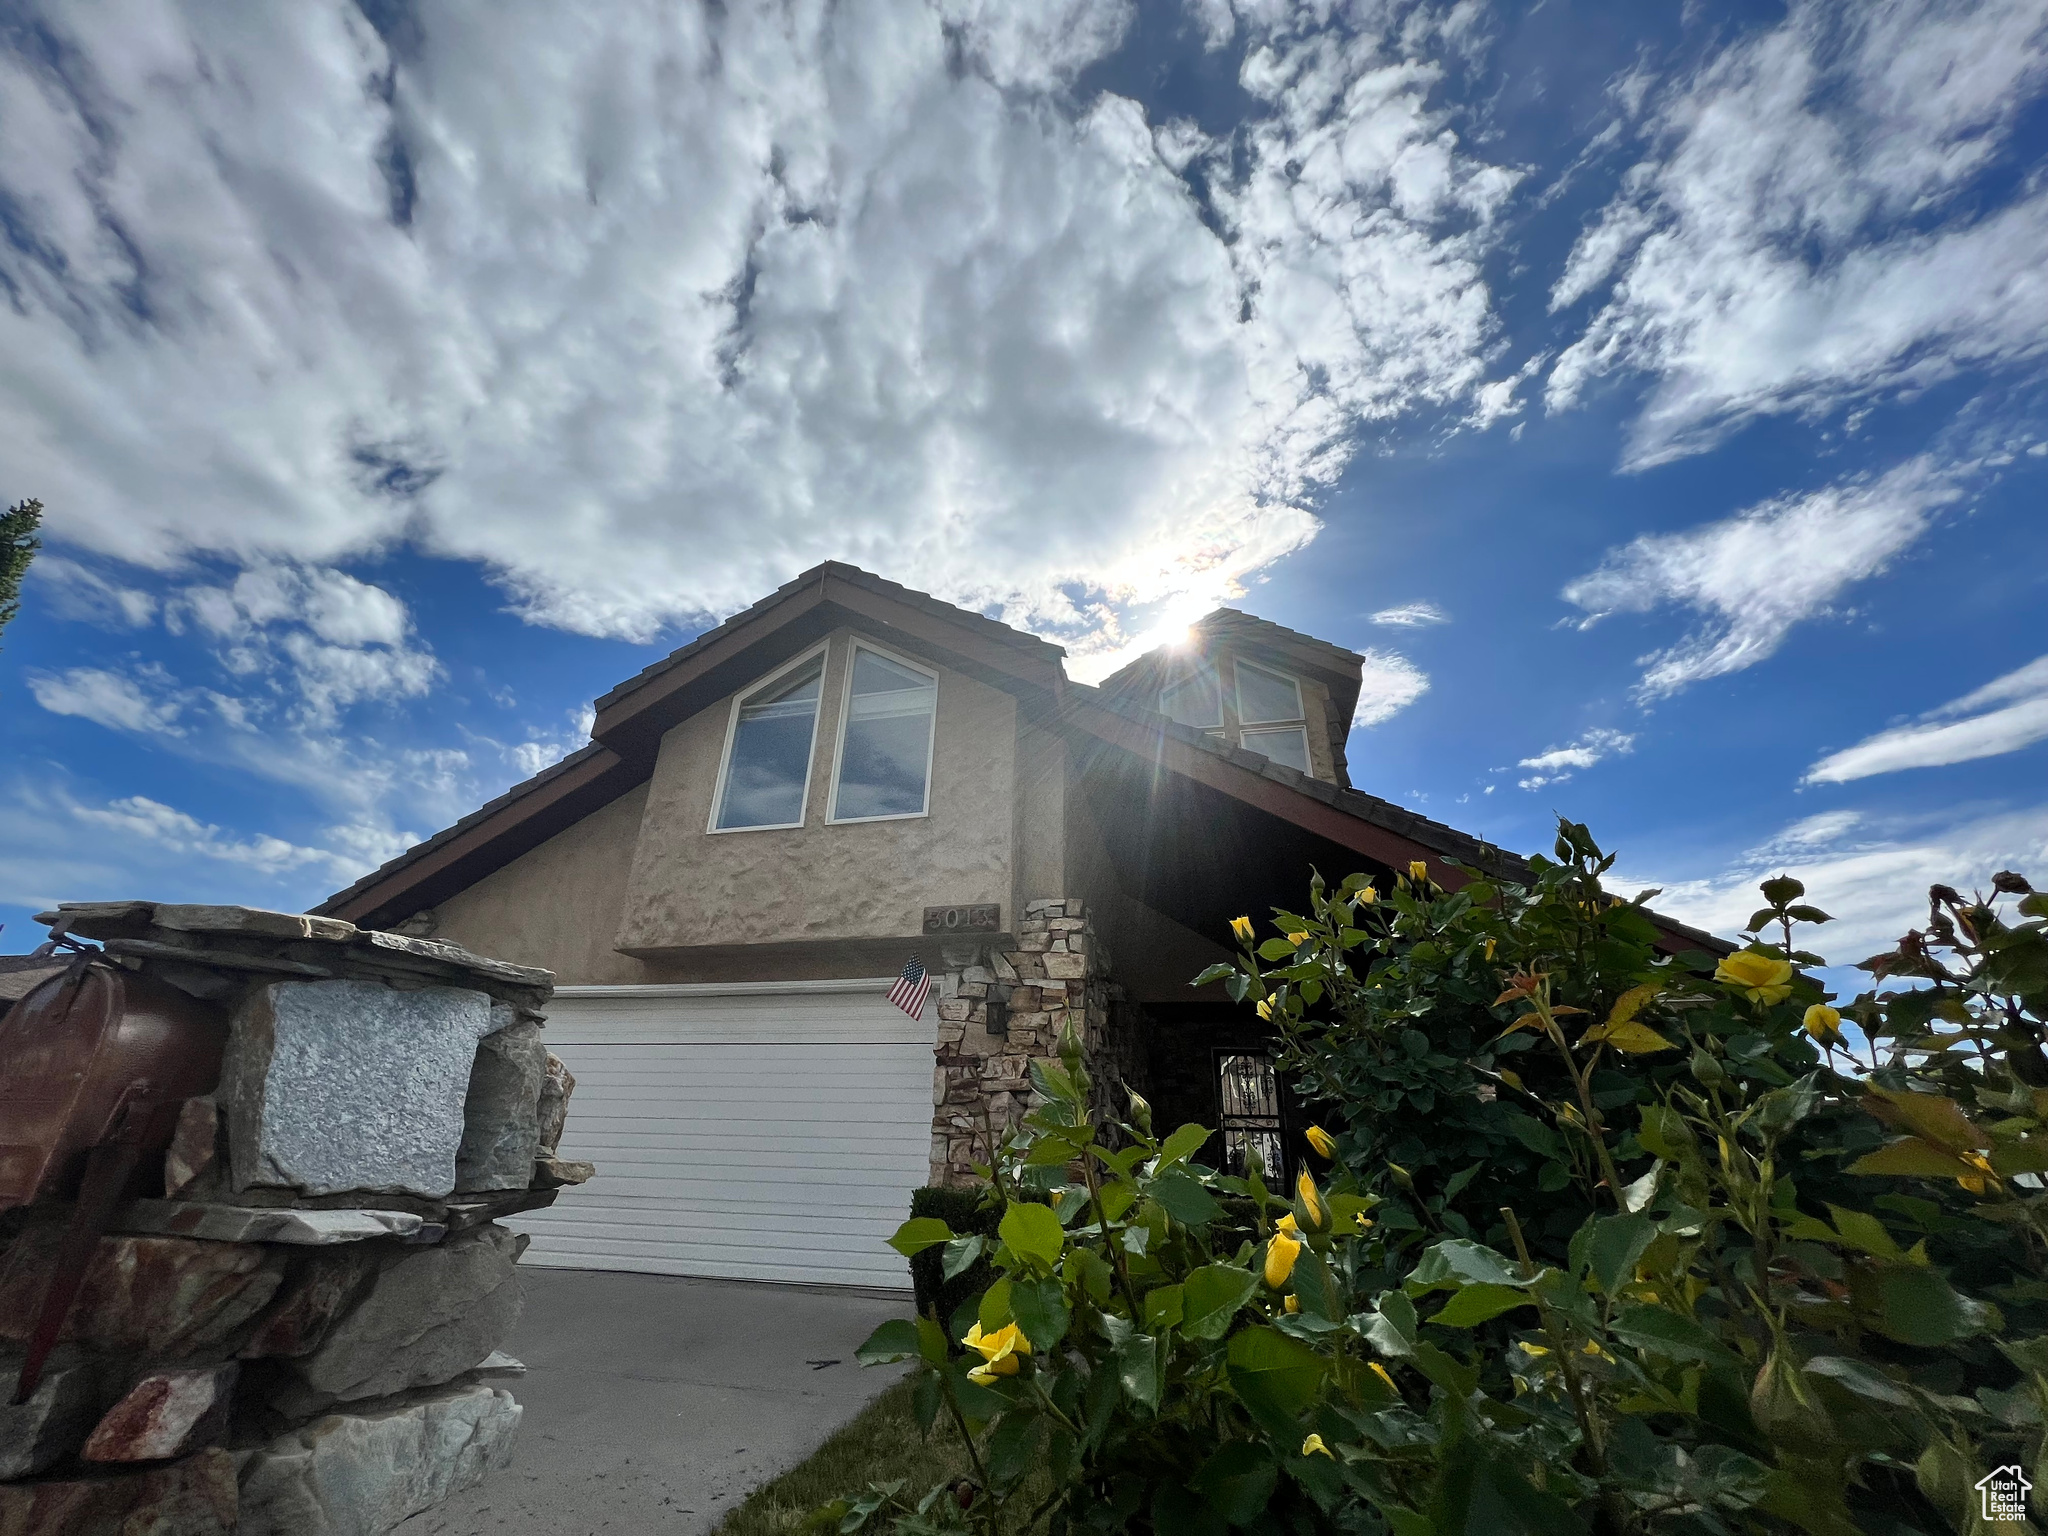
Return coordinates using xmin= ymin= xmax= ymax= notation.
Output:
xmin=316 ymin=562 xmax=1717 ymax=1287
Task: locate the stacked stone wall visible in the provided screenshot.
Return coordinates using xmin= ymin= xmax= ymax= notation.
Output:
xmin=0 ymin=902 xmax=586 ymax=1535
xmin=928 ymin=897 xmax=1145 ymax=1186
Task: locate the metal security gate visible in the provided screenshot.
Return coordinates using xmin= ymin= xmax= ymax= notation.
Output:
xmin=506 ymin=980 xmax=933 ymax=1288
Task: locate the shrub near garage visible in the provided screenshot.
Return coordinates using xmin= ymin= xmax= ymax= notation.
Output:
xmin=829 ymin=821 xmax=2048 ymax=1535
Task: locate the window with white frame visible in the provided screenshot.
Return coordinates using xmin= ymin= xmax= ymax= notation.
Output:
xmin=1158 ymin=667 xmax=1223 ymax=730
xmin=830 ymin=645 xmax=938 ymax=821
xmin=1233 ymin=659 xmax=1310 ymax=774
xmin=711 ymin=652 xmax=825 ymax=831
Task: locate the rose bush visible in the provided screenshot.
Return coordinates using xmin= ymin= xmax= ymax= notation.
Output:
xmin=823 ymin=822 xmax=2048 ymax=1535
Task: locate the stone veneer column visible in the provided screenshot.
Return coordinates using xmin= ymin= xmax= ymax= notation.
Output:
xmin=928 ymin=898 xmax=1117 ymax=1187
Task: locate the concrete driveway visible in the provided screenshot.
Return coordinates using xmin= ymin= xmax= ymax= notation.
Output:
xmin=400 ymin=1268 xmax=912 ymax=1535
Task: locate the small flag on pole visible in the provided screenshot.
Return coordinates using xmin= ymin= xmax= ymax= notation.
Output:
xmin=888 ymin=954 xmax=931 ymax=1020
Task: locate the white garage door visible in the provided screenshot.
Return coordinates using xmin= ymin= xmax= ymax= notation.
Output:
xmin=506 ymin=979 xmax=934 ymax=1288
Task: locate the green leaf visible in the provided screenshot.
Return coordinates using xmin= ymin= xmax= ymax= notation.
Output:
xmin=1153 ymin=1169 xmax=1225 ymax=1226
xmin=1192 ymin=963 xmax=1236 ymax=987
xmin=999 ymin=1202 xmax=1066 ymax=1271
xmin=940 ymin=1235 xmax=985 ymax=1281
xmin=1848 ymin=1138 xmax=1976 ymax=1180
xmin=1586 ymin=1213 xmax=1656 ymax=1296
xmin=1760 ymin=875 xmax=1805 ymax=906
xmin=1408 ymin=1239 xmax=1524 ymax=1290
xmin=855 ymin=1319 xmax=921 ymax=1365
xmin=1293 ymin=1250 xmax=1344 ymax=1324
xmin=1361 ymin=1291 xmax=1418 ymax=1357
xmin=1505 ymin=1113 xmax=1563 ymax=1160
xmin=1785 ymin=905 xmax=1833 ymax=925
xmin=1194 ymin=1441 xmax=1279 ymax=1528
xmin=915 ymin=1314 xmax=949 ymax=1367
xmin=886 ymin=1217 xmax=953 ymax=1258
xmin=1152 ymin=1484 xmax=1230 ymax=1536
xmin=1143 ymin=1284 xmax=1185 ymax=1333
xmin=985 ymin=1410 xmax=1041 ymax=1490
xmin=1118 ymin=1332 xmax=1164 ymax=1411
xmin=1802 ymin=1355 xmax=1913 ymax=1408
xmin=1183 ymin=1265 xmax=1261 ymax=1340
xmin=1637 ymin=1104 xmax=1695 ymax=1161
xmin=1823 ymin=1204 xmax=1903 ymax=1261
xmin=1258 ymin=938 xmax=1297 ymax=961
xmin=1011 ymin=1276 xmax=1071 ymax=1351
xmin=1158 ymin=1123 xmax=1213 ymax=1166
xmin=1227 ymin=1326 xmax=1326 ymax=1436
xmin=1430 ymin=1282 xmax=1533 ymax=1328
xmin=1873 ymin=1263 xmax=1974 ymax=1347
xmin=978 ymin=1276 xmax=1013 ymax=1333
xmin=1609 ymin=1304 xmax=1730 ymax=1365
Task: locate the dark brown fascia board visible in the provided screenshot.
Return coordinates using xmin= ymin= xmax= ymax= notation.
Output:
xmin=314 ymin=745 xmax=641 ymax=927
xmin=591 ymin=564 xmax=1067 ymax=759
xmin=1062 ymin=692 xmax=1730 ymax=958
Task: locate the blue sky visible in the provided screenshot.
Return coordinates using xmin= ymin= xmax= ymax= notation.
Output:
xmin=3 ymin=0 xmax=2045 ymax=974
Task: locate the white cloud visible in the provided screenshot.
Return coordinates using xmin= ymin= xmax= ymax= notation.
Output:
xmin=1368 ymin=601 xmax=1448 ymax=627
xmin=1516 ymin=726 xmax=1634 ymax=789
xmin=1806 ymin=653 xmax=2048 ymax=782
xmin=505 ymin=705 xmax=599 ymax=780
xmin=1561 ymin=455 xmax=1964 ymax=700
xmin=28 ymin=665 xmax=185 ymax=735
xmin=0 ymin=0 xmax=1521 ymax=668
xmin=28 ymin=558 xmax=157 ymax=628
xmin=72 ymin=796 xmax=334 ymax=878
xmin=1352 ymin=648 xmax=1430 ymax=726
xmin=0 ymin=779 xmax=415 ymax=912
xmin=1624 ymin=800 xmax=2048 ymax=978
xmin=1548 ymin=0 xmax=2048 ymax=466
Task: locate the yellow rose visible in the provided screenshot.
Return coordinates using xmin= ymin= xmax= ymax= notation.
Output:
xmin=1354 ymin=1213 xmax=1374 ymax=1232
xmin=1714 ymin=949 xmax=1794 ymax=1006
xmin=1306 ymin=1125 xmax=1336 ymax=1159
xmin=1230 ymin=915 xmax=1254 ymax=943
xmin=1284 ymin=1294 xmax=1301 ymax=1314
xmin=1265 ymin=1230 xmax=1302 ymax=1287
xmin=1356 ymin=886 xmax=1377 ymax=905
xmin=961 ymin=1320 xmax=1031 ymax=1383
xmin=1802 ymin=1004 xmax=1843 ymax=1042
xmin=1369 ymin=1362 xmax=1398 ymax=1392
xmin=1276 ymin=1212 xmax=1299 ymax=1233
xmin=1287 ymin=930 xmax=1310 ymax=947
xmin=1296 ymin=1170 xmax=1325 ymax=1228
xmin=1256 ymin=997 xmax=1275 ymax=1021
xmin=1408 ymin=860 xmax=1429 ymax=882
xmin=1483 ymin=938 xmax=1497 ymax=961
xmin=1301 ymin=1434 xmax=1333 ymax=1458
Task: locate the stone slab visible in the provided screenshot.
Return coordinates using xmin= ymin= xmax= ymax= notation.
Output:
xmin=531 ymin=1156 xmax=594 ymax=1190
xmin=0 ymin=964 xmax=65 ymax=1004
xmin=279 ymin=1225 xmax=524 ymax=1410
xmin=351 ymin=931 xmax=553 ymax=990
xmin=117 ymin=1200 xmax=428 ymax=1245
xmin=0 ymin=1349 xmax=105 ymax=1481
xmin=223 ymin=977 xmax=500 ymax=1199
xmin=0 ymin=1446 xmax=236 ymax=1535
xmin=237 ymin=1382 xmax=520 ymax=1536
xmin=83 ymin=1364 xmax=237 ymax=1463
xmin=153 ymin=904 xmax=359 ymax=943
xmin=0 ymin=1230 xmax=284 ymax=1356
xmin=455 ymin=1016 xmax=545 ymax=1193
xmin=162 ymin=1096 xmax=224 ymax=1200
xmin=239 ymin=1247 xmax=384 ymax=1361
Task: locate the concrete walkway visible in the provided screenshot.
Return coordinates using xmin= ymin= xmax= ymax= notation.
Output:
xmin=399 ymin=1268 xmax=912 ymax=1535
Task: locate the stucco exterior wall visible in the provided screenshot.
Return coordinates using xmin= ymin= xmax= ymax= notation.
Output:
xmin=614 ymin=628 xmax=1020 ymax=955
xmin=429 ymin=781 xmax=653 ymax=985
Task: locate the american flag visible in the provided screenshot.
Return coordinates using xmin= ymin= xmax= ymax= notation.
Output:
xmin=888 ymin=954 xmax=931 ymax=1019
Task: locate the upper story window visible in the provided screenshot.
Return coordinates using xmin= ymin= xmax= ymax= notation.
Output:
xmin=1234 ymin=660 xmax=1310 ymax=774
xmin=830 ymin=645 xmax=938 ymax=822
xmin=711 ymin=651 xmax=824 ymax=832
xmin=1158 ymin=668 xmax=1223 ymax=730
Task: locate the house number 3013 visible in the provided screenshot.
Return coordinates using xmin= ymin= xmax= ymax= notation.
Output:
xmin=923 ymin=903 xmax=1000 ymax=934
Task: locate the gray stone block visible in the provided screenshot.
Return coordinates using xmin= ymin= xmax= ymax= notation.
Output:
xmin=236 ymin=1382 xmax=520 ymax=1536
xmin=535 ymin=1053 xmax=574 ymax=1153
xmin=279 ymin=1226 xmax=524 ymax=1410
xmin=82 ymin=1364 xmax=237 ymax=1463
xmin=0 ymin=1349 xmax=105 ymax=1481
xmin=455 ymin=1016 xmax=545 ymax=1193
xmin=222 ymin=978 xmax=500 ymax=1198
xmin=118 ymin=1201 xmax=430 ymax=1245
